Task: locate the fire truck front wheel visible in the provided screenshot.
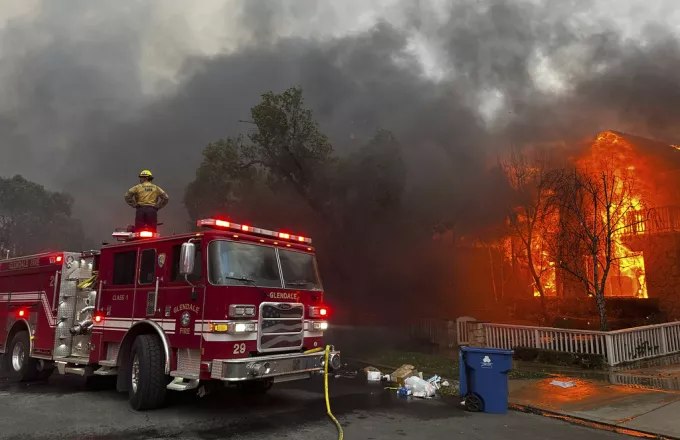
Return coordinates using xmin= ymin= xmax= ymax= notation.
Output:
xmin=5 ymin=330 xmax=39 ymax=381
xmin=127 ymin=334 xmax=168 ymax=410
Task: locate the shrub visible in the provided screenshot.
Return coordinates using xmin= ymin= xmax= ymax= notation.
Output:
xmin=511 ymin=346 xmax=607 ymax=370
xmin=579 ymin=353 xmax=605 ymax=369
xmin=536 ymin=349 xmax=559 ymax=364
xmin=512 ymin=347 xmax=539 ymax=362
xmin=555 ymin=352 xmax=575 ymax=366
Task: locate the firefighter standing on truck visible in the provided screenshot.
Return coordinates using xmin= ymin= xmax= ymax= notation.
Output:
xmin=124 ymin=170 xmax=169 ymax=232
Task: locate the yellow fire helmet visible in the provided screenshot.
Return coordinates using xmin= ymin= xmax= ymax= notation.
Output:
xmin=139 ymin=169 xmax=153 ymax=179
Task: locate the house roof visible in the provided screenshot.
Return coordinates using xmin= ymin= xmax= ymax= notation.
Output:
xmin=606 ymin=130 xmax=680 ymax=171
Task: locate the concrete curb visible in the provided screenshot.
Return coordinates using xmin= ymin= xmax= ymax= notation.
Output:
xmin=509 ymin=403 xmax=677 ymax=440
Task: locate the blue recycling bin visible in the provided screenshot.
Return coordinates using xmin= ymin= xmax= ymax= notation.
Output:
xmin=459 ymin=346 xmax=514 ymax=414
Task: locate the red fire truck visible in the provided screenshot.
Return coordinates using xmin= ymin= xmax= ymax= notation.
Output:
xmin=0 ymin=218 xmax=340 ymax=410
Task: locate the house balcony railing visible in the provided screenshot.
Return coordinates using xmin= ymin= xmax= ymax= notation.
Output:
xmin=623 ymin=206 xmax=680 ymax=237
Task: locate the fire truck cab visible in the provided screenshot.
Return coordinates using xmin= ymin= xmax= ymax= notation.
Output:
xmin=0 ymin=218 xmax=340 ymax=410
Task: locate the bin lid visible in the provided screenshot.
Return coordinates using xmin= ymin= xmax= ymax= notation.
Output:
xmin=460 ymin=346 xmax=513 ymax=355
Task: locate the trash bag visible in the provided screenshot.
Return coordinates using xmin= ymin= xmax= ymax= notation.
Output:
xmin=405 ymin=376 xmax=436 ymax=398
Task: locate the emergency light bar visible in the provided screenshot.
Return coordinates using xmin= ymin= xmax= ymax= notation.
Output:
xmin=111 ymin=231 xmax=160 ymax=241
xmin=197 ymin=218 xmax=312 ymax=244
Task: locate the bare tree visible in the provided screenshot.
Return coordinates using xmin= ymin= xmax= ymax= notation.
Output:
xmin=476 ymin=235 xmax=513 ymax=303
xmin=500 ymin=147 xmax=560 ymax=323
xmin=551 ymin=159 xmax=647 ymax=331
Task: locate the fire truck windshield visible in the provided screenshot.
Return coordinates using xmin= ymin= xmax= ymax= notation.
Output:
xmin=207 ymin=240 xmax=321 ymax=290
xmin=279 ymin=248 xmax=322 ymax=290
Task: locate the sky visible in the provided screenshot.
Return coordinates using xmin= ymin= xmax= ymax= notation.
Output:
xmin=0 ymin=0 xmax=679 ymax=242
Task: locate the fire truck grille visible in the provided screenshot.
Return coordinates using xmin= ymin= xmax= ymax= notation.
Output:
xmin=260 ymin=320 xmax=304 ymax=334
xmin=260 ymin=304 xmax=304 ymax=319
xmin=259 ymin=334 xmax=305 ymax=350
xmin=258 ymin=303 xmax=304 ymax=352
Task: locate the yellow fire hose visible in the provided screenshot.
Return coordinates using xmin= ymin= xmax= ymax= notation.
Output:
xmin=304 ymin=346 xmax=344 ymax=440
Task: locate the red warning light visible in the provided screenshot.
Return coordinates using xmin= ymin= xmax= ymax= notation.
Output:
xmin=309 ymin=306 xmax=329 ymax=318
xmin=93 ymin=314 xmax=103 ymax=323
xmin=17 ymin=309 xmax=26 ymax=318
xmin=196 ymin=218 xmax=313 ymax=244
xmin=139 ymin=230 xmax=154 ymax=238
xmin=56 ymin=255 xmax=63 ymax=263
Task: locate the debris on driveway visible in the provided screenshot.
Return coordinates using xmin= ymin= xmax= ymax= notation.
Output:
xmin=405 ymin=376 xmax=437 ymax=398
xmin=333 ymin=364 xmax=358 ymax=379
xmin=550 ymin=380 xmax=576 ymax=389
xmin=426 ymin=375 xmax=442 ymax=389
xmin=356 ymin=361 xmax=457 ymax=399
xmin=397 ymin=386 xmax=413 ymax=397
xmin=391 ymin=364 xmax=418 ymax=387
xmin=363 ymin=366 xmax=382 ymax=381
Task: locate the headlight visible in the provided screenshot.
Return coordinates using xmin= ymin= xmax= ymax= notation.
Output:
xmin=228 ymin=322 xmax=257 ymax=334
xmin=209 ymin=321 xmax=257 ymax=333
xmin=229 ymin=304 xmax=256 ymax=318
xmin=312 ymin=321 xmax=328 ymax=331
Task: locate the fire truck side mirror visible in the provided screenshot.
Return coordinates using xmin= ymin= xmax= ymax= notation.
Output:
xmin=179 ymin=242 xmax=196 ymax=276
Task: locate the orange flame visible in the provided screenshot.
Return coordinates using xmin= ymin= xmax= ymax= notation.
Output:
xmin=508 ymin=131 xmax=652 ymax=299
xmin=583 ymin=131 xmax=648 ymax=299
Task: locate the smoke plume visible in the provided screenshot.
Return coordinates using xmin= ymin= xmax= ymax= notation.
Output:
xmin=0 ymin=0 xmax=679 ymax=244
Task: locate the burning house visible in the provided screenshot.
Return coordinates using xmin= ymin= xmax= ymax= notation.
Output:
xmin=516 ymin=130 xmax=680 ymax=320
xmin=441 ymin=130 xmax=680 ymax=325
xmin=601 ymin=131 xmax=680 ymax=319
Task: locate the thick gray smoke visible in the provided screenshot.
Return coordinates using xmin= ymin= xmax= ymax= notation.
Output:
xmin=0 ymin=0 xmax=679 ymax=242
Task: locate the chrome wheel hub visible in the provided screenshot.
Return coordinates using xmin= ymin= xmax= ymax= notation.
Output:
xmin=131 ymin=354 xmax=140 ymax=393
xmin=11 ymin=342 xmax=25 ymax=372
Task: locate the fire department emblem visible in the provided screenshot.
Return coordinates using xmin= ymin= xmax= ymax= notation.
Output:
xmin=158 ymin=253 xmax=166 ymax=268
xmin=180 ymin=311 xmax=191 ymax=327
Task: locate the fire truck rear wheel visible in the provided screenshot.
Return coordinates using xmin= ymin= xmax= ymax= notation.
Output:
xmin=5 ymin=330 xmax=39 ymax=382
xmin=127 ymin=334 xmax=168 ymax=410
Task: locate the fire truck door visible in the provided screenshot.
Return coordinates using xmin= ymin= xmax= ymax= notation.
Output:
xmin=105 ymin=249 xmax=138 ymax=335
xmin=166 ymin=243 xmax=204 ymax=346
xmin=34 ymin=268 xmax=60 ymax=353
xmin=136 ymin=248 xmax=160 ymax=320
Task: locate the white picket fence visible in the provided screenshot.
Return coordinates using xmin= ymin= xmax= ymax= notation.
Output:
xmin=471 ymin=320 xmax=680 ymax=366
xmin=484 ymin=323 xmax=608 ymax=357
xmin=408 ymin=316 xmax=680 ymax=367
